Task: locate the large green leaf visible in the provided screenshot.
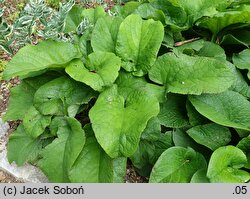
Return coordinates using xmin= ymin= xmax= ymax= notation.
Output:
xmin=158 ymin=94 xmax=189 ymax=128
xmin=115 ymin=70 xmax=165 ymax=102
xmin=187 ymin=123 xmax=231 ymax=151
xmin=148 ymin=0 xmax=232 ymax=30
xmin=69 ymin=135 xmax=125 ymax=182
xmin=149 ymin=52 xmax=234 ymax=95
xmin=133 ymin=3 xmax=166 ymax=25
xmin=23 ymin=106 xmax=52 ymax=138
xmin=38 ymin=117 xmax=85 ymax=182
xmin=64 ymin=5 xmax=84 ymax=33
xmin=207 ymin=146 xmax=250 ymax=182
xmin=189 ymin=91 xmax=250 ymax=131
xmin=116 ymin=14 xmax=164 ymax=76
xmin=89 ymin=85 xmax=159 ymax=158
xmin=237 ymin=136 xmax=250 ymax=169
xmin=34 ymin=76 xmax=96 ymax=116
xmin=3 ymin=40 xmax=82 ymax=80
xmin=7 ymin=125 xmax=43 ymax=166
xmin=150 ymin=0 xmax=188 ymax=30
xmin=233 ymin=49 xmax=250 ymax=79
xmin=196 ymin=11 xmax=250 ymax=36
xmin=149 ymin=147 xmax=207 ymax=183
xmin=91 ymin=16 xmax=122 ymax=53
xmin=3 ymin=73 xmax=58 ymax=121
xmin=66 ymin=52 xmax=121 ymax=92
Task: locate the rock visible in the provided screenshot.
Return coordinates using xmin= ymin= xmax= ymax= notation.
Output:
xmin=0 ymin=118 xmax=9 ymax=136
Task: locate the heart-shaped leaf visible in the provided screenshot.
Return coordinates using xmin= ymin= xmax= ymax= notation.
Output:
xmin=149 ymin=147 xmax=207 ymax=182
xmin=207 ymin=146 xmax=250 ymax=182
xmin=89 ymin=85 xmax=159 ymax=158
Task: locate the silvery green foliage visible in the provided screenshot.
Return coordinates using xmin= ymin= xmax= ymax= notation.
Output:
xmin=0 ymin=7 xmax=13 ymax=53
xmin=0 ymin=0 xmax=76 ymax=54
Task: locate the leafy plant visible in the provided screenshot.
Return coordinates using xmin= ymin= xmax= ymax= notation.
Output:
xmin=3 ymin=0 xmax=250 ymax=183
xmin=0 ymin=0 xmax=76 ymax=54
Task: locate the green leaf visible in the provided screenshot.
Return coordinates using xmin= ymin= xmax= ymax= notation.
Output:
xmin=196 ymin=41 xmax=226 ymax=61
xmin=134 ymin=3 xmax=166 ymax=24
xmin=81 ymin=6 xmax=106 ymax=25
xmin=64 ymin=5 xmax=84 ymax=33
xmin=190 ymin=169 xmax=210 ymax=183
xmin=237 ymin=136 xmax=250 ymax=169
xmin=112 ymin=2 xmax=141 ymax=18
xmin=145 ymin=0 xmax=188 ymax=31
xmin=91 ymin=16 xmax=122 ymax=53
xmin=187 ymin=123 xmax=231 ymax=151
xmin=186 ymin=100 xmax=210 ymax=126
xmin=69 ymin=136 xmax=112 ymax=182
xmin=38 ymin=117 xmax=85 ymax=182
xmin=173 ymin=129 xmax=201 ymax=149
xmin=89 ymin=85 xmax=159 ymax=158
xmin=196 ymin=11 xmax=250 ymax=36
xmin=34 ymin=76 xmax=95 ymax=116
xmin=115 ymin=70 xmax=165 ymax=102
xmin=158 ymin=94 xmax=189 ymax=128
xmin=228 ymin=63 xmax=250 ymax=98
xmin=149 ymin=147 xmax=207 ymax=183
xmin=141 ymin=117 xmax=161 ymax=142
xmin=189 ymin=91 xmax=250 ymax=131
xmin=3 ymin=40 xmax=82 ymax=80
xmin=23 ymin=106 xmax=52 ymax=138
xmin=149 ymin=52 xmax=235 ymax=94
xmin=113 ymin=157 xmax=127 ymax=183
xmin=7 ymin=125 xmax=42 ymax=166
xmin=116 ymin=14 xmax=164 ymax=76
xmin=233 ymin=49 xmax=250 ymax=79
xmin=66 ymin=52 xmax=121 ymax=92
xmin=207 ymin=146 xmax=250 ymax=182
xmin=220 ymin=30 xmax=250 ymax=47
xmin=130 ymin=132 xmax=173 ymax=176
xmin=3 ymin=73 xmax=58 ymax=121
